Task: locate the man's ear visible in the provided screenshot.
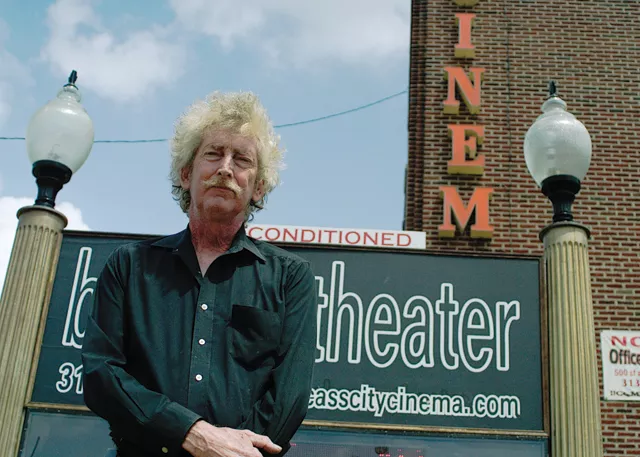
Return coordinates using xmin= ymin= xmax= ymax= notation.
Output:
xmin=252 ymin=179 xmax=266 ymax=204
xmin=180 ymin=166 xmax=192 ymax=190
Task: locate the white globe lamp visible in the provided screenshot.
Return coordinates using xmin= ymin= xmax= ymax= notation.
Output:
xmin=524 ymin=81 xmax=592 ymax=222
xmin=25 ymin=71 xmax=94 ymax=208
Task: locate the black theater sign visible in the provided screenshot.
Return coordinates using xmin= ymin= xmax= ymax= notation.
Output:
xmin=30 ymin=231 xmax=545 ymax=434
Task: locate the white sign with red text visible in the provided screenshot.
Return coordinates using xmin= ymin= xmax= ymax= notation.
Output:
xmin=601 ymin=330 xmax=640 ymax=401
xmin=246 ymin=224 xmax=426 ymax=250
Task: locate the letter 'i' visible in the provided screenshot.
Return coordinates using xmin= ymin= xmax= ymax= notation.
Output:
xmin=455 ymin=13 xmax=476 ymax=58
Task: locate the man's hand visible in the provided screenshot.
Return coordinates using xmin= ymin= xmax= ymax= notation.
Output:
xmin=182 ymin=421 xmax=282 ymax=457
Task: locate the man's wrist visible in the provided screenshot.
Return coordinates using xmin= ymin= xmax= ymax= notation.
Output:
xmin=182 ymin=419 xmax=207 ymax=454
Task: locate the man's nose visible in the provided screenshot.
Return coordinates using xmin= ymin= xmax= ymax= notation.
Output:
xmin=217 ymin=154 xmax=233 ymax=177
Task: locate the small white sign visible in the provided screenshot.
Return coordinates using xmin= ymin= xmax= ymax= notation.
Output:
xmin=246 ymin=224 xmax=426 ymax=250
xmin=601 ymin=330 xmax=640 ymax=401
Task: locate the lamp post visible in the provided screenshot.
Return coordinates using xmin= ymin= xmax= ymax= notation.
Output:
xmin=524 ymin=82 xmax=603 ymax=457
xmin=0 ymin=71 xmax=94 ymax=456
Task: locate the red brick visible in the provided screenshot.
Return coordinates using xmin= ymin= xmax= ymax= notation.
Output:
xmin=405 ymin=1 xmax=640 ymax=454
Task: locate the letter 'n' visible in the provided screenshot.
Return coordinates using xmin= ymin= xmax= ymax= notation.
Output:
xmin=443 ymin=67 xmax=485 ymax=115
xmin=439 ymin=186 xmax=494 ymax=238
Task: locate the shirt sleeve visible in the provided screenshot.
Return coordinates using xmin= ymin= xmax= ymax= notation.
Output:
xmin=239 ymin=259 xmax=317 ymax=455
xmin=81 ymin=247 xmax=202 ymax=457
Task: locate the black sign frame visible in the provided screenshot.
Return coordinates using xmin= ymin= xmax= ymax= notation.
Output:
xmin=26 ymin=229 xmax=549 ymax=439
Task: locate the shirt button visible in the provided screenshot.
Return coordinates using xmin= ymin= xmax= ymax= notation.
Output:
xmin=195 ymin=374 xmax=203 ymax=381
xmin=199 ymin=339 xmax=206 ymax=346
xmin=161 ymin=447 xmax=169 ymax=454
xmin=201 ymin=304 xmax=208 ymax=310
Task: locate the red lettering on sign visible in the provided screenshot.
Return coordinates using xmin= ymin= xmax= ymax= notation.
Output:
xmin=439 ymin=186 xmax=494 ymax=238
xmin=345 ymin=231 xmax=361 ymax=245
xmin=455 ymin=13 xmax=476 ymax=58
xmin=265 ymin=227 xmax=280 ymax=241
xmin=301 ymin=229 xmax=316 ymax=243
xmin=443 ymin=67 xmax=484 ymax=115
xmin=363 ymin=232 xmax=378 ymax=245
xmin=448 ymin=124 xmax=485 ymax=175
xmin=282 ymin=228 xmax=298 ymax=242
xmin=247 ymin=226 xmax=263 ymax=239
xmin=612 ymin=336 xmax=627 ymax=347
xmin=397 ymin=234 xmax=411 ymax=247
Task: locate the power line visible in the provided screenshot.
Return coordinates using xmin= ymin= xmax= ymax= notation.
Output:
xmin=95 ymin=139 xmax=167 ymax=144
xmin=0 ymin=89 xmax=408 ymax=144
xmin=274 ymin=89 xmax=408 ymax=128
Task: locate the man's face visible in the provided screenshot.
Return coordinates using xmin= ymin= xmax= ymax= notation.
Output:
xmin=180 ymin=128 xmax=265 ymax=221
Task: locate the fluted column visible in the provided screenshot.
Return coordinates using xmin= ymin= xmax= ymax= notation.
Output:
xmin=541 ymin=221 xmax=603 ymax=457
xmin=0 ymin=205 xmax=67 ymax=457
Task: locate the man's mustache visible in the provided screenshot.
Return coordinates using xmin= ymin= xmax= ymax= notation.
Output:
xmin=202 ymin=177 xmax=241 ymax=196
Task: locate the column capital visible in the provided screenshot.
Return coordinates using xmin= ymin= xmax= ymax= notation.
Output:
xmin=16 ymin=205 xmax=68 ymax=228
xmin=539 ymin=220 xmax=591 ymax=243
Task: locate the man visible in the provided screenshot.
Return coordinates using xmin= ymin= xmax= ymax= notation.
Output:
xmin=82 ymin=92 xmax=317 ymax=457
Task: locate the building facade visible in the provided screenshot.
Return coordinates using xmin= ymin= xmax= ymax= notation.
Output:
xmin=403 ymin=0 xmax=639 ymax=455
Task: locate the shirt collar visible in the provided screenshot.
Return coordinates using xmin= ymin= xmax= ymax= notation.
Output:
xmin=151 ymin=224 xmax=266 ymax=262
xmin=226 ymin=224 xmax=267 ymax=262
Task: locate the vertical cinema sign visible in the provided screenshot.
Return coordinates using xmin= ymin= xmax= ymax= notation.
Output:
xmin=438 ymin=0 xmax=494 ymax=239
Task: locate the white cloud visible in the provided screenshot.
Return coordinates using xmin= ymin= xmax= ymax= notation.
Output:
xmin=0 ymin=196 xmax=89 ymax=296
xmin=0 ymin=20 xmax=34 ymax=126
xmin=41 ymin=0 xmax=187 ymax=102
xmin=170 ymin=0 xmax=410 ymax=67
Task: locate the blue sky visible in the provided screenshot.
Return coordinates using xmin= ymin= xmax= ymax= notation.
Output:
xmin=0 ymin=0 xmax=410 ymax=283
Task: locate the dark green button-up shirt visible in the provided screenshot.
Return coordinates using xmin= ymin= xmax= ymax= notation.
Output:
xmin=81 ymin=226 xmax=317 ymax=457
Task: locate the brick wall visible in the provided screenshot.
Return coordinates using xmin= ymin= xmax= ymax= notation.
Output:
xmin=404 ymin=0 xmax=640 ymax=455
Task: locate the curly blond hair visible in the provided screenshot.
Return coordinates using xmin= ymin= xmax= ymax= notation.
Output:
xmin=169 ymin=91 xmax=284 ymax=218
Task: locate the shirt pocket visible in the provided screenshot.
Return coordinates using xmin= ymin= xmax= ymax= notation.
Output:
xmin=228 ymin=304 xmax=282 ymax=368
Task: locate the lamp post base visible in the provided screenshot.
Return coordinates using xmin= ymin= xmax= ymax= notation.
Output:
xmin=0 ymin=206 xmax=68 ymax=457
xmin=540 ymin=222 xmax=603 ymax=457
